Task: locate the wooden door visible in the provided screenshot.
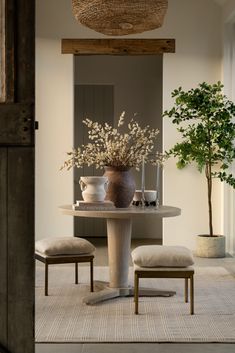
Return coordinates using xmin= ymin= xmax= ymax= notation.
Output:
xmin=0 ymin=1 xmax=35 ymax=352
xmin=74 ymin=84 xmax=114 ymax=237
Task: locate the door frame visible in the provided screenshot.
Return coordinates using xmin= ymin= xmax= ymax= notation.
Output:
xmin=0 ymin=1 xmax=35 ymax=352
xmin=62 ymin=38 xmax=175 ymax=242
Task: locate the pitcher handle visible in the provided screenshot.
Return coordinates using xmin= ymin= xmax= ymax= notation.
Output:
xmin=104 ymin=180 xmax=109 ymax=192
xmin=79 ymin=179 xmax=86 ymax=191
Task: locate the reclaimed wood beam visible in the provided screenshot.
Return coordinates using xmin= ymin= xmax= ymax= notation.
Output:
xmin=61 ymin=38 xmax=175 ymax=55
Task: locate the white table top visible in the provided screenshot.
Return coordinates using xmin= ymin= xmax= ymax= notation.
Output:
xmin=59 ymin=205 xmax=181 ymax=219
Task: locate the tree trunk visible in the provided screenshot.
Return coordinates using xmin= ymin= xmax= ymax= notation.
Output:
xmin=206 ymin=164 xmax=213 ymax=236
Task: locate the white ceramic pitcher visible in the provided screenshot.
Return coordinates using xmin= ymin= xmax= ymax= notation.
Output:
xmin=79 ymin=176 xmax=109 ymax=202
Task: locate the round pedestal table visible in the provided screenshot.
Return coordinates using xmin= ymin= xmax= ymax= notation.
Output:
xmin=60 ymin=205 xmax=181 ymax=305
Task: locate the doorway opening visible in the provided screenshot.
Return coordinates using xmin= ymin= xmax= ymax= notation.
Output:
xmin=74 ymin=55 xmax=163 ymax=240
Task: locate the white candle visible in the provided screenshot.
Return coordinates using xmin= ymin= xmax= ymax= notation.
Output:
xmin=141 ymin=156 xmax=145 ymax=203
xmin=156 ymin=163 xmax=160 ymax=192
xmin=155 ymin=163 xmax=160 ymax=207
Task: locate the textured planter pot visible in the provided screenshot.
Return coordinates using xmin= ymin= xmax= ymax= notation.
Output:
xmin=196 ymin=235 xmax=225 ymax=258
xmin=103 ymin=166 xmax=136 ymax=208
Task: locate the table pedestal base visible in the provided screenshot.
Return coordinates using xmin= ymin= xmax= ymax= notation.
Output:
xmin=83 ymin=281 xmax=176 ymax=305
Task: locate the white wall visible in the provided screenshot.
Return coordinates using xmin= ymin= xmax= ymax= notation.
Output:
xmin=35 ymin=39 xmax=74 ymax=239
xmin=36 ymin=0 xmax=223 ymax=250
xmin=162 ymin=1 xmax=222 ymax=250
xmin=222 ymin=0 xmax=235 ymax=255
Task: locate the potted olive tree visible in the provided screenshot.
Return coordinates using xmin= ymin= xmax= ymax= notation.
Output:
xmin=164 ymin=82 xmax=235 ymax=257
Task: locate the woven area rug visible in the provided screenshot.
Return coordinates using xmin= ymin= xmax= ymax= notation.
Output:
xmin=35 ymin=265 xmax=235 ymax=343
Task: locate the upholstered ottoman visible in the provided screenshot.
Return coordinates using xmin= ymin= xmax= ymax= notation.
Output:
xmin=35 ymin=237 xmax=95 ymax=295
xmin=131 ymin=245 xmax=195 ymax=315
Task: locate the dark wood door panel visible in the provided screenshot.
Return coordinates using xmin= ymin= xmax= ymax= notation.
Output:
xmin=0 ymin=147 xmax=35 ymax=353
xmin=3 ymin=0 xmax=35 ymax=103
xmin=0 ymin=0 xmax=35 ymax=352
xmin=0 ymin=148 xmax=7 ymax=347
xmin=7 ymin=147 xmax=35 ymax=353
xmin=15 ymin=0 xmax=35 ymax=103
xmin=0 ymin=103 xmax=34 ymax=145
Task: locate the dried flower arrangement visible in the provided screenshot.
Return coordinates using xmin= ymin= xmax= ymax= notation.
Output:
xmin=61 ymin=112 xmax=163 ymax=171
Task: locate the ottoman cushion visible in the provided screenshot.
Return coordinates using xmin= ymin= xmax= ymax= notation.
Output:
xmin=132 ymin=245 xmax=194 ymax=268
xmin=35 ymin=237 xmax=95 ymax=256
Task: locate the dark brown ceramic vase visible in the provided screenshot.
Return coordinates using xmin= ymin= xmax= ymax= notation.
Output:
xmin=103 ymin=166 xmax=136 ymax=208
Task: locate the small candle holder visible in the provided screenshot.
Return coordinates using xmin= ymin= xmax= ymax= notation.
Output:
xmin=155 ymin=163 xmax=160 ymax=209
xmin=141 ymin=156 xmax=145 ymax=208
xmin=141 ymin=188 xmax=146 ymax=208
xmin=133 ymin=200 xmax=157 ymax=207
xmin=154 ymin=190 xmax=160 ymax=209
xmin=133 ymin=190 xmax=157 ymax=208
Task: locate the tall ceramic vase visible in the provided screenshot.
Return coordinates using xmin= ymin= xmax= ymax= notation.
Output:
xmin=103 ymin=166 xmax=136 ymax=208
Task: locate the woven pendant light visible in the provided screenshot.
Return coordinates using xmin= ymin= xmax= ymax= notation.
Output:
xmin=72 ymin=0 xmax=168 ymax=36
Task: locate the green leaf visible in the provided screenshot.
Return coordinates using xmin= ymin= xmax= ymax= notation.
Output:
xmin=164 ymin=81 xmax=235 ymax=231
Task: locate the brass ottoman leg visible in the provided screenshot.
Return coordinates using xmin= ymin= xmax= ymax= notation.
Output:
xmin=45 ymin=262 xmax=48 ymax=296
xmin=134 ymin=273 xmax=139 ymax=315
xmin=90 ymin=258 xmax=94 ymax=292
xmin=190 ymin=274 xmax=194 ymax=315
xmin=75 ymin=262 xmax=78 ymax=284
xmin=185 ymin=277 xmax=188 ymax=303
